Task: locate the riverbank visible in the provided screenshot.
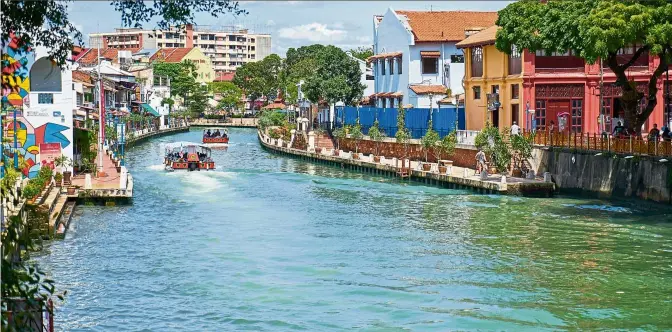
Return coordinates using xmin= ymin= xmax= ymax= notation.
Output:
xmin=258 ymin=130 xmax=555 ymax=196
xmin=190 ymin=118 xmax=257 ymax=128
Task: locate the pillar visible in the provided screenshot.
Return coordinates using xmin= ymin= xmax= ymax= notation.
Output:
xmin=119 ymin=166 xmax=128 ymax=189
xmin=308 ymin=131 xmax=316 ymax=151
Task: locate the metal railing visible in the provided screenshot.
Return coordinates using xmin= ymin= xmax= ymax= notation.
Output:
xmin=528 ymin=130 xmax=672 ymax=157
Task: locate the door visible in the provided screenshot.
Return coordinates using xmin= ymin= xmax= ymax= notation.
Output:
xmin=547 ymin=100 xmax=570 ymax=133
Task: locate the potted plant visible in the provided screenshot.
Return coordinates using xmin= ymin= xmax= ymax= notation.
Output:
xmin=368 ymin=120 xmax=386 ymax=163
xmin=54 ymin=172 xmax=63 ymax=187
xmin=421 ymin=120 xmax=440 ymax=171
xmin=395 ymin=104 xmax=411 ymax=164
xmin=22 ymin=183 xmax=40 ymax=203
xmin=436 ymin=131 xmax=457 ymax=174
xmin=333 ymin=126 xmax=347 ymax=156
xmin=54 ymin=155 xmax=72 ymax=184
xmin=67 ymin=185 xmax=77 ymax=195
xmin=510 ymin=132 xmax=534 ymax=177
xmin=475 ymin=122 xmax=511 ymax=174
xmin=350 ymin=121 xmax=364 ymax=160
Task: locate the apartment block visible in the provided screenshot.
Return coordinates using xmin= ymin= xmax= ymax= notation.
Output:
xmin=89 ymin=25 xmax=271 ymax=74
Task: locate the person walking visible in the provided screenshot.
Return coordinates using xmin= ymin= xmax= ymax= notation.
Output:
xmin=475 ymin=149 xmax=487 ymax=174
xmin=510 ymin=121 xmax=520 ymax=136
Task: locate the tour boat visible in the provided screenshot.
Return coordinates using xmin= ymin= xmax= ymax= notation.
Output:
xmin=202 ymin=128 xmax=229 ymax=145
xmin=164 ymin=142 xmax=215 ymax=171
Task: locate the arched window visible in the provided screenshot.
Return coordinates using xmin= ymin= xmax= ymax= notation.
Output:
xmin=30 ymin=57 xmax=62 ymax=92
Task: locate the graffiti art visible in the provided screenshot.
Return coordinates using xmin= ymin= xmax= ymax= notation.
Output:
xmin=1 ymin=32 xmax=35 ymax=108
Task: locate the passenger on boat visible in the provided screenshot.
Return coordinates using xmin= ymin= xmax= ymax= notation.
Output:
xmin=213 ymin=130 xmax=221 ymax=137
xmin=205 ymin=129 xmax=212 ymax=138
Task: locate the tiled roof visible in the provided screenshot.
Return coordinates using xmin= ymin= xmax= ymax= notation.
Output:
xmin=150 ymin=48 xmax=193 ymax=63
xmin=72 ymin=70 xmax=93 ymax=84
xmin=456 ymin=25 xmax=499 ymax=48
xmin=395 ymin=10 xmax=498 ymax=42
xmin=214 ymin=72 xmax=235 ymax=82
xmin=262 ymin=102 xmax=286 ymax=110
xmin=420 ymin=51 xmax=441 ymax=57
xmin=409 ymin=85 xmax=447 ymax=95
xmin=367 ymin=52 xmax=402 ymax=63
xmin=76 ymin=48 xmax=140 ymax=66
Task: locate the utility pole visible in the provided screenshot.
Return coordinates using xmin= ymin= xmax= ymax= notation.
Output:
xmin=599 ymin=57 xmax=604 ymax=135
xmin=97 ymin=39 xmax=105 ymax=175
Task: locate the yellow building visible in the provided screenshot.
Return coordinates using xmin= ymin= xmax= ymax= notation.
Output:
xmin=150 ymin=47 xmax=215 ymax=83
xmin=456 ymin=26 xmax=524 ymax=131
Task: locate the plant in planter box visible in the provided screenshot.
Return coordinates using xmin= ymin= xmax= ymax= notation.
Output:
xmin=395 ymin=104 xmax=411 ymax=161
xmin=54 ymin=155 xmax=72 ymax=184
xmin=54 ymin=172 xmax=63 ymax=187
xmin=421 ymin=120 xmax=440 ymax=171
xmin=435 ymin=130 xmax=457 ymax=174
xmin=349 ymin=121 xmax=364 ymax=159
xmin=333 ymin=126 xmax=348 ymax=155
xmin=510 ymin=132 xmax=534 ymax=177
xmin=368 ymin=120 xmax=386 ymax=162
xmin=475 ymin=122 xmax=511 ymax=174
xmin=22 ymin=182 xmax=40 ymax=201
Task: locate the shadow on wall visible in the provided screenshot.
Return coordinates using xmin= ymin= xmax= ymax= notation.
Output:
xmin=532 ymin=148 xmax=672 ymax=204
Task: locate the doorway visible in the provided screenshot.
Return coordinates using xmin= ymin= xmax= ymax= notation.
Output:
xmin=547 ymin=100 xmax=570 ymax=132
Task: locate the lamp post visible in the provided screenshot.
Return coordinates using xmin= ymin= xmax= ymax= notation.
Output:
xmin=13 ymin=106 xmax=18 ymax=169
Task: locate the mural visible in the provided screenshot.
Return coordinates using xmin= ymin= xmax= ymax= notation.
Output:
xmin=3 ymin=113 xmax=70 ymax=177
xmin=1 ymin=32 xmax=35 ymax=107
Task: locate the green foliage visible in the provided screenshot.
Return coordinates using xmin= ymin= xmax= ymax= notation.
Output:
xmin=511 ymin=132 xmax=535 ymax=169
xmin=421 ymin=121 xmax=440 ymax=162
xmin=395 ymin=104 xmax=411 ymax=144
xmin=438 ymin=131 xmax=458 ymax=161
xmin=368 ymin=120 xmax=387 ymax=156
xmin=303 ymin=45 xmax=365 ymax=105
xmin=187 ymin=83 xmax=209 ymax=117
xmin=475 ymin=123 xmax=511 ymax=173
xmin=233 ymin=54 xmax=284 ymax=103
xmin=258 ymin=111 xmax=286 ymax=131
xmin=495 ymin=0 xmax=672 ymax=131
xmin=53 ymin=155 xmax=71 ymax=170
xmin=1 ymin=166 xmax=20 ymax=197
xmin=210 ymin=82 xmax=242 ymax=111
xmin=333 ymin=125 xmax=348 ymax=150
xmin=348 ymin=46 xmax=374 ymax=61
xmin=54 ymin=172 xmax=62 ymax=183
xmin=349 ymin=121 xmax=363 ymax=153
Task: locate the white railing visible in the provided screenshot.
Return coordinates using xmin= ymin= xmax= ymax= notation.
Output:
xmin=455 ymin=130 xmax=480 ymax=146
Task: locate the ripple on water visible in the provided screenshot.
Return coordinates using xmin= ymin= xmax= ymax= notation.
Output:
xmin=32 ymin=128 xmax=672 ymax=331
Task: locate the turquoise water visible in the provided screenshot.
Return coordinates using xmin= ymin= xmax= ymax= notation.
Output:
xmin=34 ymin=128 xmax=672 ymax=331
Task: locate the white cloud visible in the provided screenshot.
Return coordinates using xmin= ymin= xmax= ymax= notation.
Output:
xmin=266 ymin=20 xmax=276 ymax=27
xmin=286 ymin=1 xmax=300 ymax=4
xmin=278 ymin=23 xmax=347 ymax=43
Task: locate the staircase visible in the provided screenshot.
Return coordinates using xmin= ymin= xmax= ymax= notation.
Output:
xmin=316 ymin=134 xmax=335 ymax=150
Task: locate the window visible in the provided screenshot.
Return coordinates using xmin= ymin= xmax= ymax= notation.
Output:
xmin=536 ymin=49 xmax=571 ymax=56
xmin=535 ymin=100 xmax=547 ymax=130
xmin=389 ymin=58 xmax=394 ymax=74
xmin=491 ymin=85 xmax=499 ymax=94
xmin=382 ymin=98 xmax=387 ymax=108
xmin=38 ymin=93 xmax=53 ymax=104
xmin=422 ymin=57 xmax=439 ymax=74
xmin=471 ymin=47 xmax=483 ymax=77
xmin=473 ymin=86 xmax=481 ymax=100
xmin=508 ymin=45 xmax=522 ymax=75
xmin=229 ymin=35 xmax=236 ymax=41
xmin=450 ymin=54 xmax=465 ymax=63
xmin=512 ymin=103 xmax=520 ymax=125
xmin=381 ymin=59 xmax=386 ymax=75
xmin=397 ymin=58 xmax=402 ymax=74
xmin=511 ymin=84 xmax=520 ymax=99
xmin=76 ymin=92 xmax=83 ymax=106
xmin=571 ymin=99 xmax=583 ymax=133
xmin=158 ymin=43 xmax=163 ymax=47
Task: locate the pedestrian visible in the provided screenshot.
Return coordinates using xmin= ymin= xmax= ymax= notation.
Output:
xmin=475 ymin=149 xmax=487 ymax=174
xmin=661 ymin=126 xmax=671 ymax=142
xmin=648 ymin=123 xmax=660 ymax=142
xmin=510 ymin=121 xmax=520 ymax=136
xmin=612 ymin=121 xmax=625 ymax=138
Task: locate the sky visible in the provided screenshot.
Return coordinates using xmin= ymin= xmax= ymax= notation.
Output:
xmin=68 ymin=1 xmax=512 ymax=56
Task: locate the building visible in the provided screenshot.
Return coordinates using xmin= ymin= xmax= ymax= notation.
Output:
xmin=457 ymin=26 xmax=523 ymax=130
xmin=89 ymin=25 xmax=272 ymax=74
xmin=347 ymin=53 xmax=374 ymax=98
xmin=1 ymin=38 xmax=75 ymax=178
xmin=150 ymin=47 xmax=215 ymax=83
xmin=369 ymin=8 xmax=498 ymax=109
xmin=459 ymin=25 xmax=672 ymax=133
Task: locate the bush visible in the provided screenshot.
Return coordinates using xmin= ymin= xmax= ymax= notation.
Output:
xmin=22 ymin=183 xmax=40 ymax=199
xmin=475 ymin=123 xmax=511 ymax=173
xmin=368 ymin=120 xmax=387 ymax=155
xmin=258 ymin=111 xmax=286 ymax=131
xmin=421 ymin=120 xmax=440 ymax=162
xmin=54 ymin=172 xmax=63 ymax=183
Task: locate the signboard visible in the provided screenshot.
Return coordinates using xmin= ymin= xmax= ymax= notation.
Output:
xmin=117 ymin=123 xmax=126 ymax=144
xmin=39 ymin=143 xmax=61 ymax=169
xmin=486 ymin=93 xmax=500 ymax=111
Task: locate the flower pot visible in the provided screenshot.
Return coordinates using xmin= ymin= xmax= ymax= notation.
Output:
xmin=422 ymin=163 xmax=432 ymax=171
xmin=352 ymin=153 xmax=360 ymax=160
xmin=439 ymin=165 xmax=448 ymax=174
xmin=488 ymin=166 xmax=498 ymax=174
xmin=67 ymin=186 xmax=76 ymax=195
xmin=64 ymin=171 xmax=72 ymax=183
xmin=512 ymin=168 xmax=523 ymax=178
xmin=333 ymin=150 xmax=340 ymax=156
xmin=373 ymin=156 xmax=381 ymax=163
xmin=315 ymin=147 xmax=322 ymax=154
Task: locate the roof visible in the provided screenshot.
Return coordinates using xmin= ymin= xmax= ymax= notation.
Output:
xmin=214 ymin=72 xmax=235 ymax=82
xmin=72 ymin=70 xmax=93 ymax=85
xmin=367 ymin=51 xmax=402 ymax=63
xmin=262 ymin=102 xmax=286 ymax=110
xmin=76 ymin=48 xmax=140 ymax=66
xmin=395 ymin=10 xmax=498 ymax=42
xmin=164 ymin=142 xmax=210 ymax=150
xmin=420 ymin=51 xmax=441 ymax=57
xmin=409 ymin=85 xmax=447 ymax=95
xmin=150 ymin=48 xmax=193 ymax=63
xmin=456 ymin=25 xmax=499 ymax=48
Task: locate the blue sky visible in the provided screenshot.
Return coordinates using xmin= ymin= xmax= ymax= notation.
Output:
xmin=68 ymin=1 xmax=511 ymax=56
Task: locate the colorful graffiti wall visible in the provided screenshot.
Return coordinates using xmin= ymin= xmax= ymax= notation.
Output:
xmin=2 ymin=34 xmax=73 ymax=178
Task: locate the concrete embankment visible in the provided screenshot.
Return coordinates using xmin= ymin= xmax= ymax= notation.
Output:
xmin=258 ymin=131 xmax=555 ymax=196
xmin=190 ymin=118 xmax=258 ymax=128
xmin=532 ymin=148 xmax=672 ymax=204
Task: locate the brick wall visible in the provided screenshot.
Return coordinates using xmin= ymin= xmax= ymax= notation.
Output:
xmin=338 ymin=138 xmax=477 ymax=168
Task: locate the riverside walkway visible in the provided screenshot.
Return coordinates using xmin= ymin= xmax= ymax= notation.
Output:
xmin=258 ymin=130 xmax=555 ymax=196
xmin=190 ymin=118 xmax=258 ymax=127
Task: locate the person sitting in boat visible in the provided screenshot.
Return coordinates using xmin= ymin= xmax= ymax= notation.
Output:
xmin=213 ymin=129 xmax=221 ymax=137
xmin=205 ymin=129 xmax=212 ymax=138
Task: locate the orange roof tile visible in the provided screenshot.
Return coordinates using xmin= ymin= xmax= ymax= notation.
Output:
xmin=76 ymin=48 xmax=140 ymax=66
xmin=395 ymin=10 xmax=498 ymax=42
xmin=150 ymin=48 xmax=193 ymax=63
xmin=420 ymin=51 xmax=441 ymax=57
xmin=262 ymin=102 xmax=286 ymax=110
xmin=72 ymin=70 xmax=93 ymax=84
xmin=367 ymin=51 xmax=402 ymax=63
xmin=214 ymin=72 xmax=235 ymax=82
xmin=456 ymin=25 xmax=499 ymax=48
xmin=409 ymin=85 xmax=447 ymax=95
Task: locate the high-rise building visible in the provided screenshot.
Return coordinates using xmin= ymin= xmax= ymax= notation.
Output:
xmin=89 ymin=25 xmax=271 ymax=74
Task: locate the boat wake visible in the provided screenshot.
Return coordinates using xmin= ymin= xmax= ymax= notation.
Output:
xmin=148 ymin=164 xmax=166 ymax=171
xmin=167 ymin=171 xmax=221 ymax=192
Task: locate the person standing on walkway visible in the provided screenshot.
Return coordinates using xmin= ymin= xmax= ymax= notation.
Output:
xmin=510 ymin=121 xmax=520 ymax=136
xmin=475 ymin=149 xmax=487 ymax=174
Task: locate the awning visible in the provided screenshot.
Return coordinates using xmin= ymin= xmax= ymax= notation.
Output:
xmin=141 ymin=103 xmax=160 ymax=117
xmin=420 ymin=51 xmax=441 ymax=58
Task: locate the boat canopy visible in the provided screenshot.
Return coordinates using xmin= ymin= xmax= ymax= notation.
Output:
xmin=164 ymin=141 xmax=211 ymax=150
xmin=203 ymin=128 xmax=229 ymax=133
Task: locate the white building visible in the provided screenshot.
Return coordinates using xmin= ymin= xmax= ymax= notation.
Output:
xmin=370 ymin=9 xmax=497 ymax=109
xmin=347 ymin=53 xmax=375 ymax=97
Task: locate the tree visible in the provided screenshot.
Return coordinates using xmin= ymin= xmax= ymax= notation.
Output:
xmin=2 ymin=0 xmax=246 ymax=67
xmin=495 ymin=0 xmax=672 ymax=134
xmin=210 ymin=82 xmax=242 ymax=112
xmin=421 ymin=121 xmax=440 ymax=162
xmin=154 ymin=60 xmax=199 ymax=106
xmin=348 ymin=46 xmax=374 ymax=62
xmin=233 ymin=55 xmax=283 ymax=104
xmin=303 ymin=45 xmax=365 ymax=105
xmin=187 ymin=83 xmax=209 ymax=117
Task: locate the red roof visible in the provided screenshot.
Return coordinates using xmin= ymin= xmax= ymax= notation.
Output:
xmin=395 ymin=10 xmax=498 ymax=42
xmin=76 ymin=48 xmax=140 ymax=66
xmin=150 ymin=48 xmax=193 ymax=63
xmin=409 ymin=85 xmax=447 ymax=95
xmin=72 ymin=70 xmax=93 ymax=84
xmin=214 ymin=72 xmax=235 ymax=82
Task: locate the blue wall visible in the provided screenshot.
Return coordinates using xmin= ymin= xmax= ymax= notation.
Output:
xmin=333 ymin=106 xmax=465 ymax=139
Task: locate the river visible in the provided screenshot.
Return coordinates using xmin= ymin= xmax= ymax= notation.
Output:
xmin=34 ymin=127 xmax=672 ymax=331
